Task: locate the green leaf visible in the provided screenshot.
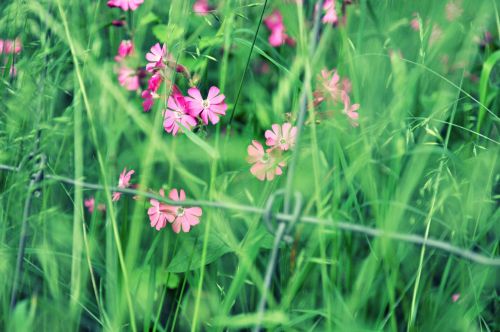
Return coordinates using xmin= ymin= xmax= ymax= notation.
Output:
xmin=166 ymin=233 xmax=232 ymax=273
xmin=152 ymin=24 xmax=185 ymax=44
xmin=138 ymin=12 xmax=159 ymax=26
xmin=477 ymin=50 xmax=500 ymax=132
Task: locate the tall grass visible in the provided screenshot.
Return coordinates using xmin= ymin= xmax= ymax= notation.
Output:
xmin=1 ymin=0 xmax=499 ymax=331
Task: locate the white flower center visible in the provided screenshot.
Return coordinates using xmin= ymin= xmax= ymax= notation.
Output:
xmin=260 ymin=153 xmax=270 ymax=164
xmin=202 ymin=99 xmax=210 ymax=109
xmin=176 ymin=207 xmax=185 ymax=217
xmin=175 ymin=111 xmax=183 ymax=119
xmin=279 ymin=137 xmax=287 ymax=145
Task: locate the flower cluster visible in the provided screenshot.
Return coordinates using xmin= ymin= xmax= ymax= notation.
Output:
xmin=84 ymin=197 xmax=106 ymax=214
xmin=247 ymin=123 xmax=297 ymax=181
xmin=114 ymin=40 xmax=140 ymax=91
xmin=319 ymin=0 xmax=354 ymax=27
xmin=264 ymin=10 xmax=295 ymax=47
xmin=313 ymin=68 xmax=359 ymax=126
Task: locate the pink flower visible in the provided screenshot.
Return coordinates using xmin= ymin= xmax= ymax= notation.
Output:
xmin=185 ymin=86 xmax=227 ymax=125
xmin=247 ymin=140 xmax=285 ymax=181
xmin=141 ymin=89 xmax=156 ymax=112
xmin=84 ymin=197 xmax=95 ymax=213
xmin=146 ymin=43 xmax=168 ymax=72
xmin=163 ymin=94 xmax=197 ymax=135
xmin=193 ymin=0 xmax=212 ymax=16
xmin=164 ymin=189 xmax=202 ymax=233
xmin=410 ymin=13 xmax=420 ymax=31
xmin=318 ymin=69 xmax=342 ymax=102
xmin=114 ymin=40 xmax=134 ymax=62
xmin=107 ymin=0 xmax=144 ymax=11
xmin=341 ymin=92 xmax=359 ymax=127
xmin=264 ymin=10 xmax=295 ymax=47
xmin=148 ymin=189 xmax=170 ymax=231
xmin=265 ymin=123 xmax=297 ymax=151
xmin=148 ymin=73 xmax=163 ymax=92
xmin=112 ymin=167 xmax=135 ymax=201
xmin=322 ymin=0 xmax=338 ymax=25
xmin=451 ymin=293 xmax=460 ymax=302
xmin=445 ymin=1 xmax=462 ymax=21
xmin=118 ymin=66 xmax=140 ymax=91
xmin=0 ymin=38 xmax=22 ymax=54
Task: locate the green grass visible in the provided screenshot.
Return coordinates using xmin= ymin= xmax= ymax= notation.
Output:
xmin=1 ymin=0 xmax=499 ymax=331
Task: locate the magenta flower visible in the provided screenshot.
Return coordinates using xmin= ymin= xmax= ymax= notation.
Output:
xmin=164 ymin=189 xmax=202 ymax=233
xmin=265 ymin=123 xmax=297 ymax=151
xmin=141 ymin=89 xmax=156 ymax=112
xmin=148 ymin=189 xmax=170 ymax=231
xmin=186 ymin=86 xmax=227 ymax=125
xmin=247 ymin=140 xmax=285 ymax=181
xmin=148 ymin=73 xmax=163 ymax=92
xmin=410 ymin=13 xmax=420 ymax=31
xmin=114 ymin=40 xmax=134 ymax=62
xmin=118 ymin=66 xmax=140 ymax=91
xmin=107 ymin=0 xmax=144 ymax=11
xmin=341 ymin=92 xmax=359 ymax=127
xmin=322 ymin=0 xmax=338 ymax=25
xmin=163 ymin=94 xmax=197 ymax=135
xmin=146 ymin=43 xmax=168 ymax=72
xmin=193 ymin=0 xmax=212 ymax=16
xmin=112 ymin=167 xmax=135 ymax=201
xmin=84 ymin=197 xmax=95 ymax=213
xmin=264 ymin=10 xmax=295 ymax=47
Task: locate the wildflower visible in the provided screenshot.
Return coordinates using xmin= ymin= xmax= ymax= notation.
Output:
xmin=114 ymin=40 xmax=134 ymax=62
xmin=445 ymin=1 xmax=462 ymax=21
xmin=163 ymin=93 xmax=197 ymax=135
xmin=0 ymin=38 xmax=22 ymax=54
xmin=148 ymin=73 xmax=163 ymax=92
xmin=141 ymin=89 xmax=157 ymax=112
xmin=318 ymin=69 xmax=342 ymax=102
xmin=193 ymin=0 xmax=212 ymax=16
xmin=112 ymin=167 xmax=135 ymax=201
xmin=341 ymin=92 xmax=359 ymax=127
xmin=322 ymin=0 xmax=338 ymax=25
xmin=148 ymin=189 xmax=169 ymax=231
xmin=451 ymin=293 xmax=460 ymax=302
xmin=118 ymin=66 xmax=140 ymax=91
xmin=146 ymin=43 xmax=168 ymax=72
xmin=84 ymin=197 xmax=95 ymax=213
xmin=429 ymin=24 xmax=443 ymax=46
xmin=410 ymin=13 xmax=420 ymax=31
xmin=164 ymin=189 xmax=202 ymax=233
xmin=185 ymin=86 xmax=227 ymax=125
xmin=107 ymin=0 xmax=144 ymax=11
xmin=265 ymin=123 xmax=297 ymax=151
xmin=264 ymin=10 xmax=295 ymax=47
xmin=247 ymin=140 xmax=285 ymax=181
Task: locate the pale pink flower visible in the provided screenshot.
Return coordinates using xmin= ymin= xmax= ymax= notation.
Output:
xmin=146 ymin=43 xmax=168 ymax=72
xmin=84 ymin=197 xmax=95 ymax=213
xmin=429 ymin=24 xmax=443 ymax=46
xmin=0 ymin=38 xmax=22 ymax=54
xmin=163 ymin=94 xmax=197 ymax=135
xmin=114 ymin=40 xmax=134 ymax=62
xmin=451 ymin=293 xmax=460 ymax=302
xmin=265 ymin=123 xmax=297 ymax=151
xmin=247 ymin=140 xmax=285 ymax=181
xmin=148 ymin=189 xmax=169 ymax=231
xmin=445 ymin=1 xmax=462 ymax=21
xmin=193 ymin=0 xmax=212 ymax=16
xmin=118 ymin=66 xmax=140 ymax=91
xmin=112 ymin=167 xmax=135 ymax=201
xmin=341 ymin=77 xmax=352 ymax=94
xmin=107 ymin=0 xmax=144 ymax=11
xmin=341 ymin=92 xmax=359 ymax=127
xmin=318 ymin=69 xmax=342 ymax=102
xmin=164 ymin=189 xmax=202 ymax=233
xmin=410 ymin=13 xmax=420 ymax=31
xmin=322 ymin=0 xmax=338 ymax=25
xmin=186 ymin=86 xmax=227 ymax=125
xmin=97 ymin=204 xmax=106 ymax=212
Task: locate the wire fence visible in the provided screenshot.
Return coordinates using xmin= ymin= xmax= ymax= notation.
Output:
xmin=2 ymin=2 xmax=499 ymax=330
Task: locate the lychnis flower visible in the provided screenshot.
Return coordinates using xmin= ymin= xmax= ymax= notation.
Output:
xmin=107 ymin=0 xmax=144 ymax=11
xmin=186 ymin=86 xmax=227 ymax=125
xmin=163 ymin=93 xmax=197 ymax=135
xmin=146 ymin=43 xmax=169 ymax=72
xmin=114 ymin=40 xmax=134 ymax=62
xmin=341 ymin=92 xmax=359 ymax=127
xmin=265 ymin=123 xmax=297 ymax=151
xmin=118 ymin=66 xmax=140 ymax=91
xmin=247 ymin=140 xmax=285 ymax=181
xmin=264 ymin=10 xmax=295 ymax=47
xmin=112 ymin=167 xmax=135 ymax=201
xmin=148 ymin=189 xmax=169 ymax=231
xmin=164 ymin=189 xmax=202 ymax=233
